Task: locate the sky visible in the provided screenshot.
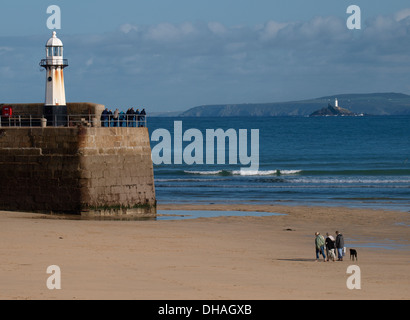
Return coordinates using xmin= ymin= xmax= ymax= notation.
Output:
xmin=1 ymin=0 xmax=410 ymax=112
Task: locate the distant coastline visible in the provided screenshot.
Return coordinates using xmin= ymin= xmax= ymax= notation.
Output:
xmin=153 ymin=92 xmax=410 ymax=117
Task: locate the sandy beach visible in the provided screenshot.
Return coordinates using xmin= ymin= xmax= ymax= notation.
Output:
xmin=0 ymin=204 xmax=409 ymax=300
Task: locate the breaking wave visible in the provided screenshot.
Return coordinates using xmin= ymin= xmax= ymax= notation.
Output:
xmin=183 ymin=169 xmax=302 ymax=176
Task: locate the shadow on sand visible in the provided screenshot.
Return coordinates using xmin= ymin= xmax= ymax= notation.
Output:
xmin=277 ymin=258 xmax=317 ymax=262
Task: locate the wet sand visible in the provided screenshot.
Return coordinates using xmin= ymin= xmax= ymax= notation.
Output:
xmin=0 ymin=204 xmax=409 ymax=300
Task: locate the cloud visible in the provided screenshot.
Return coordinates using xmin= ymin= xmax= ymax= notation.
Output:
xmin=120 ymin=24 xmax=139 ymax=34
xmin=0 ymin=46 xmax=13 ymax=55
xmin=259 ymin=20 xmax=289 ymax=41
xmin=395 ymin=8 xmax=410 ymax=21
xmin=85 ymin=57 xmax=94 ymax=67
xmin=207 ymin=22 xmax=228 ymax=36
xmin=2 ymin=9 xmax=410 ymax=109
xmin=142 ymin=22 xmax=198 ymax=42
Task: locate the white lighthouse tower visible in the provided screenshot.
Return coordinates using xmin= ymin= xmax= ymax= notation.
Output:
xmin=40 ymin=31 xmax=69 ymax=126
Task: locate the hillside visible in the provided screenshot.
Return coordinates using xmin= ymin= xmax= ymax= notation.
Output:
xmin=179 ymin=93 xmax=410 ymax=117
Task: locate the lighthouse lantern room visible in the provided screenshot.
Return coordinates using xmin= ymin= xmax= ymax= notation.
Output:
xmin=40 ymin=31 xmax=69 ymax=126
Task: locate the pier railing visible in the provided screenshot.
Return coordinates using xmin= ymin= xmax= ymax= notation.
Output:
xmin=0 ymin=114 xmax=147 ymax=128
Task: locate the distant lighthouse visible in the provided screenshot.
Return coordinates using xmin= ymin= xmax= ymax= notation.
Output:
xmin=40 ymin=31 xmax=69 ymax=126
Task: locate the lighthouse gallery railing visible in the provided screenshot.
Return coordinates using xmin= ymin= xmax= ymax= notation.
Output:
xmin=39 ymin=59 xmax=69 ymax=68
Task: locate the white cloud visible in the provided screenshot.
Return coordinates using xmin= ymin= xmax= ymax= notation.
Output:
xmin=395 ymin=8 xmax=410 ymax=21
xmin=85 ymin=58 xmax=94 ymax=67
xmin=208 ymin=22 xmax=228 ymax=35
xmin=259 ymin=20 xmax=289 ymax=40
xmin=2 ymin=8 xmax=410 ymax=109
xmin=0 ymin=66 xmax=13 ymax=78
xmin=120 ymin=24 xmax=139 ymax=34
xmin=144 ymin=22 xmax=197 ymax=42
xmin=0 ymin=46 xmax=13 ymax=55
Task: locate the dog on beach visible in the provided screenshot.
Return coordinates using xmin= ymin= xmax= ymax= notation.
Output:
xmin=328 ymin=249 xmax=336 ymax=261
xmin=349 ymin=249 xmax=358 ymax=261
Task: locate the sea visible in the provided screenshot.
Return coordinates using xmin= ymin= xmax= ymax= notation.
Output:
xmin=148 ymin=116 xmax=410 ymax=213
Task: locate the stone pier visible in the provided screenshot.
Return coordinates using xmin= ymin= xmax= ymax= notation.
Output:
xmin=0 ymin=103 xmax=156 ymax=217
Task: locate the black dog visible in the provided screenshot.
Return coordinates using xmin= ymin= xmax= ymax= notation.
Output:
xmin=350 ymin=249 xmax=358 ymax=261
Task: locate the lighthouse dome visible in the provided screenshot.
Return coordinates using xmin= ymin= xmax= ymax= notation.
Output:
xmin=46 ymin=31 xmax=63 ymax=47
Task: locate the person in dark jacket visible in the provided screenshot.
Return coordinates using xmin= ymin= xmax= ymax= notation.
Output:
xmin=126 ymin=108 xmax=132 ymax=127
xmin=101 ymin=108 xmax=108 ymax=127
xmin=139 ymin=108 xmax=146 ymax=127
xmin=119 ymin=111 xmax=125 ymax=127
xmin=132 ymin=108 xmax=136 ymax=127
xmin=335 ymin=231 xmax=345 ymax=261
xmin=136 ymin=108 xmax=141 ymax=127
xmin=108 ymin=109 xmax=113 ymax=127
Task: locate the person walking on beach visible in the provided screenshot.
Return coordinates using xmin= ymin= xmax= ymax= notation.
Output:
xmin=325 ymin=233 xmax=336 ymax=262
xmin=336 ymin=231 xmax=345 ymax=261
xmin=315 ymin=232 xmax=326 ymax=262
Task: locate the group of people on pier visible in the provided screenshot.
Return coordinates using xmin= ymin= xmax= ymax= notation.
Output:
xmin=101 ymin=107 xmax=147 ymax=128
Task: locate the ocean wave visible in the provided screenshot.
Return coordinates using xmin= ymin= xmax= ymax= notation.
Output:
xmin=184 ymin=170 xmax=230 ymax=176
xmin=304 ymin=169 xmax=410 ymax=176
xmin=155 ymin=168 xmax=410 ymax=179
xmin=155 ymin=178 xmax=224 ymax=182
xmin=183 ymin=169 xmax=302 ymax=176
xmin=291 ymin=178 xmax=410 ymax=184
xmin=279 ymin=170 xmax=303 ymax=175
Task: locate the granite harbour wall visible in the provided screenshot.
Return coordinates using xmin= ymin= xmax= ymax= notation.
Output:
xmin=0 ymin=126 xmax=156 ymax=217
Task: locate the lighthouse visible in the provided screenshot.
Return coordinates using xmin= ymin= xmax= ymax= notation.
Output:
xmin=40 ymin=31 xmax=69 ymax=126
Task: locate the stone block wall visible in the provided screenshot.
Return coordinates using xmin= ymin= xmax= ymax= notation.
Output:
xmin=0 ymin=127 xmax=156 ymax=217
xmin=78 ymin=127 xmax=156 ymax=217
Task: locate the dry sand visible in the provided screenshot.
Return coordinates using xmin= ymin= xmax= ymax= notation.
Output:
xmin=0 ymin=204 xmax=409 ymax=300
